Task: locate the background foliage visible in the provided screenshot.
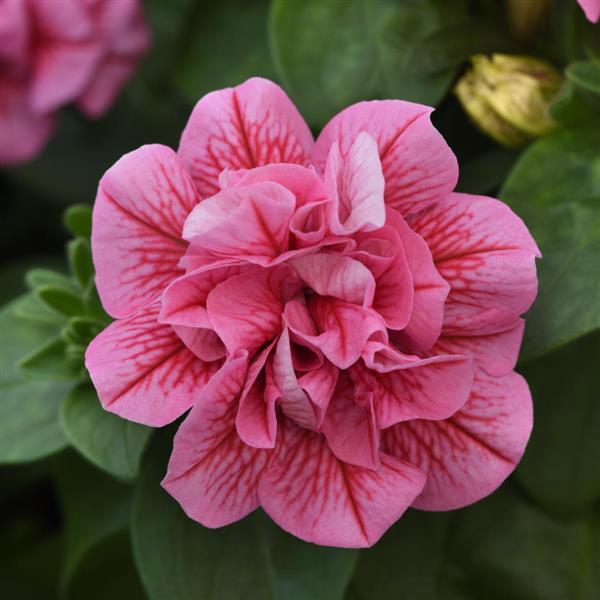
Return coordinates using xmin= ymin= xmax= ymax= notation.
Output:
xmin=1 ymin=0 xmax=599 ymax=598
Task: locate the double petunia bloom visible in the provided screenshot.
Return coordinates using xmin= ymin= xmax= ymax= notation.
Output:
xmin=86 ymin=78 xmax=540 ymax=548
xmin=0 ymin=0 xmax=149 ymax=165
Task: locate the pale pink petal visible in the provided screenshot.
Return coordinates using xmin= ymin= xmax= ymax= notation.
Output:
xmin=408 ymin=193 xmax=540 ymax=336
xmin=578 ymin=0 xmax=600 ymax=22
xmin=271 ymin=328 xmax=319 ymax=430
xmin=0 ymin=79 xmax=55 ymax=165
xmin=288 ymin=296 xmax=386 ymax=369
xmin=236 ymin=342 xmax=279 ymax=448
xmin=171 ymin=325 xmax=226 ymax=362
xmin=322 ymin=374 xmax=380 ymax=470
xmin=31 ymin=41 xmax=103 ymax=114
xmin=258 ymin=420 xmax=426 ymax=548
xmin=432 ymin=320 xmax=525 ymax=377
xmin=85 ymin=303 xmax=219 ymax=426
xmin=353 ymin=226 xmax=414 ymax=330
xmin=353 ymin=342 xmax=473 ymax=428
xmin=163 ymin=353 xmax=272 ymax=527
xmin=298 ymin=360 xmax=339 ymax=418
xmin=324 ymin=132 xmax=385 ymax=234
xmin=92 ymin=145 xmax=198 ymax=318
xmin=206 ymin=267 xmax=300 ymax=355
xmin=312 ymin=100 xmax=458 ymax=215
xmin=178 ymin=77 xmax=314 ymax=198
xmin=384 ymin=370 xmax=533 ymax=510
xmin=386 ymin=209 xmax=449 ymax=351
xmin=289 ymin=254 xmax=376 ymax=306
xmin=159 ymin=261 xmax=249 ymax=328
xmin=182 ymin=182 xmax=295 ymax=264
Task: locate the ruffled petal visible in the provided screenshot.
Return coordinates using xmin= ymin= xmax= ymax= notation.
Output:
xmin=92 ymin=145 xmax=198 ymax=318
xmin=178 ymin=77 xmax=314 ymax=198
xmin=85 ymin=303 xmax=219 ymax=426
xmin=383 ymin=370 xmax=533 ymax=510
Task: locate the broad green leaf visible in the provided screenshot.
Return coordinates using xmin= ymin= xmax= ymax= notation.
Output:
xmin=132 ymin=432 xmax=357 ymax=600
xmin=175 ymin=0 xmax=275 ymax=104
xmin=353 ymin=485 xmax=600 ymax=600
xmin=516 ymin=332 xmax=600 ymax=517
xmin=54 ymin=452 xmax=134 ymax=591
xmin=20 ymin=336 xmax=82 ymax=381
xmin=0 ymin=296 xmax=71 ymax=463
xmin=270 ymin=0 xmax=466 ymax=127
xmin=61 ymin=384 xmax=152 ymax=480
xmin=13 ymin=292 xmax=66 ymax=325
xmin=67 ymin=238 xmax=94 ymax=289
xmin=500 ymin=128 xmax=600 ymax=360
xmin=37 ymin=285 xmax=84 ymax=317
xmin=550 ymin=80 xmax=600 ymax=126
xmin=63 ymin=204 xmax=92 ymax=239
xmin=26 ymin=268 xmax=77 ymax=293
xmin=566 ymin=61 xmax=600 ymax=95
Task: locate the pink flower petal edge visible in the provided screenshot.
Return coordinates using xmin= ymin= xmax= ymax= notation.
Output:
xmin=85 ymin=77 xmax=540 ymax=548
xmin=577 ymin=0 xmax=600 ymax=22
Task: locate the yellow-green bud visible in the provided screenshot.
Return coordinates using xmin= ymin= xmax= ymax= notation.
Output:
xmin=454 ymin=54 xmax=564 ymax=147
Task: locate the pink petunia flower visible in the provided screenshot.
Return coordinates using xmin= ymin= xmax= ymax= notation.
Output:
xmin=85 ymin=78 xmax=540 ymax=548
xmin=578 ymin=0 xmax=600 ymax=22
xmin=0 ymin=0 xmax=150 ymax=165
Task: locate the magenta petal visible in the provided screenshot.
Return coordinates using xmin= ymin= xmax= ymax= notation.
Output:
xmin=258 ymin=420 xmax=426 ymax=548
xmin=354 ymin=342 xmax=473 ymax=428
xmin=578 ymin=0 xmax=600 ymax=22
xmin=0 ymin=0 xmax=29 ymax=66
xmin=85 ymin=303 xmax=219 ymax=426
xmin=322 ymin=374 xmax=380 ymax=470
xmin=178 ymin=77 xmax=314 ymax=199
xmin=312 ymin=100 xmax=458 ymax=216
xmin=324 ymin=132 xmax=385 ymax=234
xmin=384 ymin=370 xmax=533 ymax=510
xmin=163 ymin=353 xmax=272 ymax=527
xmin=28 ymin=0 xmax=93 ymax=41
xmin=182 ymin=181 xmax=296 ymax=263
xmin=432 ymin=319 xmax=525 ymax=377
xmin=409 ymin=193 xmax=540 ymax=336
xmin=93 ymin=145 xmax=198 ymax=319
xmin=172 ymin=325 xmax=226 ymax=362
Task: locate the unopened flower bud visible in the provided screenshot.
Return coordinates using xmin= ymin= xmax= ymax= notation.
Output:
xmin=455 ymin=54 xmax=564 ymax=147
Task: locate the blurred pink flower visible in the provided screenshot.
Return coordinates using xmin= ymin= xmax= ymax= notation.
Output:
xmin=0 ymin=0 xmax=149 ymax=165
xmin=578 ymin=0 xmax=600 ymax=22
xmin=85 ymin=78 xmax=540 ymax=548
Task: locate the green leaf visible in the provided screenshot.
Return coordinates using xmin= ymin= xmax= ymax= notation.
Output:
xmin=19 ymin=336 xmax=81 ymax=381
xmin=500 ymin=128 xmax=600 ymax=360
xmin=26 ymin=268 xmax=77 ymax=293
xmin=0 ymin=296 xmax=71 ymax=463
xmin=37 ymin=284 xmax=84 ymax=317
xmin=67 ymin=238 xmax=94 ymax=289
xmin=175 ymin=0 xmax=275 ymax=104
xmin=270 ymin=0 xmax=466 ymax=127
xmin=63 ymin=204 xmax=92 ymax=239
xmin=54 ymin=452 xmax=134 ymax=591
xmin=550 ymin=80 xmax=600 ymax=127
xmin=61 ymin=384 xmax=152 ymax=480
xmin=13 ymin=292 xmax=67 ymax=325
xmin=516 ymin=332 xmax=600 ymax=517
xmin=352 ymin=485 xmax=600 ymax=600
xmin=566 ymin=61 xmax=600 ymax=95
xmin=132 ymin=432 xmax=357 ymax=600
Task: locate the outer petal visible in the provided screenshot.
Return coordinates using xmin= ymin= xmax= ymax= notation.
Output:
xmin=0 ymin=79 xmax=55 ymax=165
xmin=384 ymin=370 xmax=533 ymax=510
xmin=162 ymin=353 xmax=272 ymax=527
xmin=432 ymin=319 xmax=525 ymax=377
xmin=206 ymin=267 xmax=299 ymax=355
xmin=178 ymin=77 xmax=314 ymax=198
xmin=92 ymin=145 xmax=198 ymax=319
xmin=408 ymin=193 xmax=540 ymax=335
xmin=312 ymin=100 xmax=458 ymax=215
xmin=353 ymin=342 xmax=473 ymax=428
xmin=258 ymin=420 xmax=426 ymax=548
xmin=324 ymin=132 xmax=385 ymax=234
xmin=321 ymin=374 xmax=380 ymax=470
xmin=387 ymin=209 xmax=449 ymax=351
xmin=85 ymin=303 xmax=219 ymax=426
xmin=28 ymin=0 xmax=93 ymax=41
xmin=182 ymin=181 xmax=295 ymax=264
xmin=578 ymin=0 xmax=600 ymax=22
xmin=0 ymin=0 xmax=29 ymax=67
